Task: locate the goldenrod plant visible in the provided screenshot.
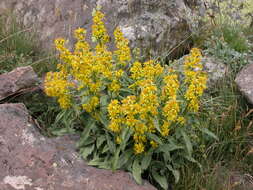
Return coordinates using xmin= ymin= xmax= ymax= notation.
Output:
xmin=44 ymin=8 xmax=215 ymax=189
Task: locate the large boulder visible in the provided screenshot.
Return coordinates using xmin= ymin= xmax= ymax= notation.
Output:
xmin=0 ymin=0 xmax=197 ymax=58
xmin=235 ymin=63 xmax=253 ymax=104
xmin=0 ymin=103 xmax=156 ymax=190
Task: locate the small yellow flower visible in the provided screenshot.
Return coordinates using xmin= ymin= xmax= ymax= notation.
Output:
xmin=150 ymin=140 xmax=158 ymax=148
xmin=116 ymin=136 xmax=122 ymax=144
xmin=134 ymin=142 xmax=145 ymax=154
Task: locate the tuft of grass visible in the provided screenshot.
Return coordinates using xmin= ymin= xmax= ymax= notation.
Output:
xmin=0 ymin=14 xmax=57 ymax=75
xmin=0 ymin=14 xmax=60 ymax=135
xmin=177 ymin=2 xmax=253 ymax=187
xmin=175 ymin=71 xmax=253 ymax=189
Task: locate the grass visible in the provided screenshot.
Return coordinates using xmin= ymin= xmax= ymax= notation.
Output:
xmin=175 ymin=74 xmax=253 ymax=189
xmin=0 ymin=14 xmax=57 ymax=75
xmin=0 ymin=5 xmax=253 ymax=190
xmin=0 ymin=14 xmax=60 ymax=135
xmin=174 ymin=3 xmax=253 ymax=189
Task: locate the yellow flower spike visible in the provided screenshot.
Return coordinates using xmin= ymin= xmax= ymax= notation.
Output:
xmin=183 ymin=48 xmax=207 ymax=112
xmin=161 ymin=121 xmax=171 ymax=137
xmin=163 ymin=98 xmax=180 ymax=121
xmin=177 ymin=116 xmax=186 ymax=125
xmin=109 ymin=80 xmax=121 ymax=92
xmin=114 ymin=27 xmax=131 ymax=66
xmin=108 ymin=120 xmax=121 ymax=133
xmin=58 ymin=95 xmax=71 ymax=109
xmin=92 ymin=9 xmax=109 ymax=44
xmin=82 ymin=96 xmax=99 ymax=113
xmin=74 ymin=28 xmax=86 ymax=40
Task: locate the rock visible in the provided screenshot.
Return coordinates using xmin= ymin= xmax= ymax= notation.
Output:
xmin=235 ymin=63 xmax=253 ymax=104
xmin=0 ymin=103 xmax=156 ymax=190
xmin=0 ymin=66 xmax=40 ymax=101
xmin=202 ymin=56 xmax=228 ymax=87
xmin=0 ymin=0 xmax=197 ymax=58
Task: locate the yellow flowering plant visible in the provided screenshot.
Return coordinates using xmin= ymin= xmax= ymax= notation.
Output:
xmin=44 ymin=8 xmax=217 ymax=189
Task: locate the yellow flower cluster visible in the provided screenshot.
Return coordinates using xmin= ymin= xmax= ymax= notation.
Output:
xmin=114 ymin=27 xmax=131 ymax=66
xmin=108 ymin=88 xmax=158 ymax=154
xmin=108 ymin=62 xmax=178 ymax=154
xmin=82 ymin=96 xmax=99 ymax=113
xmin=92 ymin=10 xmax=109 ymax=44
xmin=44 ymin=72 xmax=72 ymax=109
xmin=44 ymin=8 xmax=207 ymax=156
xmin=184 ymin=48 xmax=207 ymax=112
xmin=161 ymin=73 xmax=180 ymax=136
xmin=44 ymin=9 xmax=128 ymax=112
xmin=108 ymin=49 xmax=206 ymax=154
xmin=130 ymin=60 xmax=164 ymax=81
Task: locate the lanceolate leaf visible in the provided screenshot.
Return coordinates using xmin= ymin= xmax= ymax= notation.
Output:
xmin=81 ymin=144 xmax=95 ymax=159
xmin=200 ymin=128 xmax=219 ymax=141
xmin=106 ymin=132 xmax=116 ymax=153
xmin=141 ymin=151 xmax=152 ymax=170
xmin=132 ymin=157 xmax=142 ymax=185
xmin=167 ymin=165 xmax=180 ymax=183
xmin=118 ymin=149 xmax=133 ymax=168
xmin=180 ymin=130 xmax=193 ymax=157
xmin=96 ymin=136 xmax=106 ymax=148
xmin=147 ymin=133 xmax=163 ymax=145
xmin=76 ymin=120 xmax=95 ymax=148
xmin=151 ymin=170 xmax=168 ymax=190
xmin=158 ymin=143 xmax=184 ymax=153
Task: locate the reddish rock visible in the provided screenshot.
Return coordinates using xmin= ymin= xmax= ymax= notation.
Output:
xmin=0 ymin=66 xmax=39 ymax=101
xmin=0 ymin=103 xmax=156 ymax=190
xmin=235 ymin=63 xmax=253 ymax=104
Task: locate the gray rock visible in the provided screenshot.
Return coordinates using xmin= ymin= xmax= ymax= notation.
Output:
xmin=202 ymin=56 xmax=228 ymax=87
xmin=235 ymin=63 xmax=253 ymax=104
xmin=0 ymin=66 xmax=39 ymax=101
xmin=0 ymin=0 xmax=197 ymax=58
xmin=0 ymin=103 xmax=156 ymax=190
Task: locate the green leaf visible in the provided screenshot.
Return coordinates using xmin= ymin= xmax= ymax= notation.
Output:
xmin=147 ymin=133 xmax=163 ymax=145
xmin=81 ymin=144 xmax=94 ymax=159
xmin=106 ymin=132 xmax=116 ymax=153
xmin=81 ymin=96 xmax=90 ymax=104
xmin=158 ymin=143 xmax=184 ymax=152
xmin=101 ymin=145 xmax=109 ymax=154
xmin=54 ymin=110 xmax=68 ymax=124
xmin=76 ymin=120 xmax=95 ymax=148
xmin=112 ymin=148 xmax=120 ymax=170
xmin=51 ymin=127 xmax=75 ymax=136
xmin=96 ymin=136 xmax=106 ymax=148
xmin=141 ymin=151 xmax=152 ymax=170
xmin=200 ymin=128 xmax=219 ymax=141
xmin=167 ymin=165 xmax=180 ymax=183
xmin=132 ymin=157 xmax=142 ymax=185
xmin=118 ymin=149 xmax=133 ymax=168
xmin=181 ymin=130 xmax=192 ymax=157
xmin=153 ymin=117 xmax=161 ymax=133
xmin=99 ymin=112 xmax=109 ymax=127
xmin=88 ymin=157 xmax=103 ymax=166
xmin=100 ymin=94 xmax=109 ymax=113
xmin=183 ymin=154 xmax=202 ymax=169
xmin=120 ymin=128 xmax=132 ymax=150
xmin=151 ymin=170 xmax=168 ymax=190
xmin=81 ymin=137 xmax=95 ymax=146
